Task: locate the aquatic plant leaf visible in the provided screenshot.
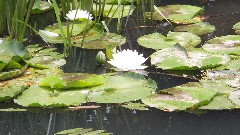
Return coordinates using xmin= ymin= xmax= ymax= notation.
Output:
xmin=31 ymin=1 xmax=53 ymax=14
xmin=75 ymin=32 xmax=126 ymax=49
xmin=142 ymin=85 xmax=217 ymax=111
xmin=39 ymin=23 xmax=104 ymax=44
xmin=39 ymin=73 xmax=105 ymax=89
xmin=204 ymin=70 xmax=240 ymax=80
xmin=228 ymin=90 xmax=240 ymax=107
xmin=88 ymin=72 xmax=157 ymax=103
xmin=137 ymin=33 xmax=177 ymax=50
xmin=137 ymin=32 xmax=201 ymax=50
xmin=199 ymin=80 xmax=235 ymax=94
xmin=0 ymin=62 xmax=28 ymax=81
xmin=0 ymin=108 xmax=27 ymax=112
xmin=146 ymin=5 xmax=203 ymax=24
xmin=14 ymin=85 xmax=89 ymax=107
xmin=121 ymin=102 xmax=149 ymax=110
xmin=199 ymin=95 xmax=236 ymax=110
xmin=45 ymin=21 xmax=93 ymax=36
xmin=25 ymin=45 xmax=66 ymax=69
xmin=202 ymin=35 xmax=240 ymax=55
xmin=54 ymin=127 xmax=112 ymax=135
xmin=174 ymin=22 xmax=215 ymax=35
xmin=151 ymin=46 xmax=230 ymax=70
xmin=0 ymin=39 xmax=30 ymax=71
xmin=93 ymin=4 xmax=136 ymax=18
xmin=167 ymin=32 xmax=201 ymax=49
xmin=233 ymin=22 xmax=240 ymax=35
xmin=102 ymin=0 xmax=133 ymax=4
xmin=224 ymin=60 xmax=240 ymax=70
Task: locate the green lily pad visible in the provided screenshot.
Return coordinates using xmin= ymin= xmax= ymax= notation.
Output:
xmin=233 ymin=22 xmax=240 ymax=35
xmin=0 ymin=39 xmax=30 ymax=71
xmin=31 ymin=0 xmax=53 ymax=14
xmin=25 ymin=45 xmax=66 ymax=69
xmin=54 ymin=127 xmax=112 ymax=135
xmin=39 ymin=23 xmax=104 ymax=44
xmin=228 ymin=90 xmax=240 ymax=107
xmin=45 ymin=21 xmax=93 ymax=36
xmin=137 ymin=32 xmax=200 ymax=50
xmin=146 ymin=5 xmax=204 ymax=24
xmin=93 ymin=4 xmax=136 ymax=18
xmin=199 ymin=95 xmax=236 ymax=110
xmin=121 ymin=102 xmax=149 ymax=110
xmin=75 ymin=32 xmax=126 ymax=49
xmin=224 ymin=60 xmax=240 ymax=70
xmin=88 ymin=72 xmax=157 ymax=103
xmin=142 ymin=85 xmax=217 ymax=111
xmin=174 ymin=22 xmax=216 ymax=35
xmin=14 ymin=85 xmax=89 ymax=107
xmin=202 ymin=35 xmax=240 ymax=55
xmin=151 ymin=45 xmax=230 ymax=70
xmin=39 ymin=73 xmax=105 ymax=89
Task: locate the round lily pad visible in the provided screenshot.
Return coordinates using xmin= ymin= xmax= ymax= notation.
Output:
xmin=31 ymin=1 xmax=53 ymax=14
xmin=142 ymin=84 xmax=217 ymax=111
xmin=202 ymin=35 xmax=240 ymax=55
xmin=14 ymin=85 xmax=89 ymax=107
xmin=137 ymin=32 xmax=201 ymax=50
xmin=229 ymin=90 xmax=240 ymax=107
xmin=145 ymin=5 xmax=204 ymax=24
xmin=151 ymin=45 xmax=230 ymax=70
xmin=88 ymin=72 xmax=157 ymax=103
xmin=174 ymin=22 xmax=216 ymax=35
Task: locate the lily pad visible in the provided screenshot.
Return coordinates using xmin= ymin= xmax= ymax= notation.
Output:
xmin=102 ymin=0 xmax=133 ymax=4
xmin=25 ymin=45 xmax=66 ymax=69
xmin=54 ymin=127 xmax=112 ymax=135
xmin=137 ymin=32 xmax=200 ymax=50
xmin=146 ymin=5 xmax=204 ymax=24
xmin=14 ymin=85 xmax=89 ymax=107
xmin=228 ymin=90 xmax=240 ymax=107
xmin=121 ymin=102 xmax=149 ymax=110
xmin=74 ymin=32 xmax=126 ymax=49
xmin=202 ymin=35 xmax=240 ymax=55
xmin=0 ymin=39 xmax=30 ymax=71
xmin=88 ymin=72 xmax=157 ymax=103
xmin=142 ymin=85 xmax=217 ymax=111
xmin=39 ymin=73 xmax=105 ymax=89
xmin=233 ymin=22 xmax=240 ymax=35
xmin=151 ymin=45 xmax=230 ymax=70
xmin=39 ymin=23 xmax=104 ymax=44
xmin=199 ymin=95 xmax=236 ymax=110
xmin=93 ymin=4 xmax=136 ymax=18
xmin=224 ymin=60 xmax=240 ymax=70
xmin=174 ymin=22 xmax=216 ymax=35
xmin=31 ymin=0 xmax=53 ymax=14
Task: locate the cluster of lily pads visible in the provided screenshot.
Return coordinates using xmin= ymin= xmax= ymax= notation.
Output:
xmin=1 ymin=2 xmax=240 ymax=113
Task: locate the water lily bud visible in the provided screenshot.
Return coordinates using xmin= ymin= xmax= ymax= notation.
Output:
xmin=96 ymin=51 xmax=106 ymax=65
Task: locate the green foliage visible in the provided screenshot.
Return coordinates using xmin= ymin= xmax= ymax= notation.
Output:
xmin=151 ymin=45 xmax=230 ymax=70
xmin=174 ymin=22 xmax=216 ymax=35
xmin=233 ymin=22 xmax=240 ymax=35
xmin=31 ymin=0 xmax=53 ymax=14
xmin=121 ymin=102 xmax=149 ymax=110
xmin=54 ymin=127 xmax=112 ymax=135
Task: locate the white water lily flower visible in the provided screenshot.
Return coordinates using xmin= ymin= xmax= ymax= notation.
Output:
xmin=39 ymin=30 xmax=59 ymax=37
xmin=108 ymin=49 xmax=148 ymax=71
xmin=66 ymin=9 xmax=93 ymax=20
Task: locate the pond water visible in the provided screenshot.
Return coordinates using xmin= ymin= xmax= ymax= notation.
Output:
xmin=1 ymin=0 xmax=240 ymax=134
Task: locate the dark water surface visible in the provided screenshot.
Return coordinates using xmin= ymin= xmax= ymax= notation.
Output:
xmin=1 ymin=0 xmax=240 ymax=135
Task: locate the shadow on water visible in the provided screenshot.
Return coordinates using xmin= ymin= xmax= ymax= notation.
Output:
xmin=1 ymin=0 xmax=240 ymax=135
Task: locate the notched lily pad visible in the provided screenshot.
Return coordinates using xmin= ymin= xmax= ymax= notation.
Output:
xmin=202 ymin=35 xmax=240 ymax=55
xmin=151 ymin=45 xmax=230 ymax=70
xmin=88 ymin=72 xmax=157 ymax=103
xmin=142 ymin=84 xmax=217 ymax=111
xmin=174 ymin=22 xmax=215 ymax=35
xmin=39 ymin=73 xmax=105 ymax=89
xmin=14 ymin=85 xmax=89 ymax=107
xmin=137 ymin=32 xmax=200 ymax=50
xmin=146 ymin=5 xmax=204 ymax=24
